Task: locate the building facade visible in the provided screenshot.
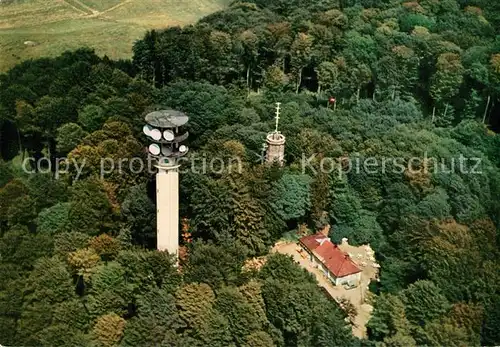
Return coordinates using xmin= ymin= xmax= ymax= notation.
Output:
xmin=299 ymin=233 xmax=362 ymax=287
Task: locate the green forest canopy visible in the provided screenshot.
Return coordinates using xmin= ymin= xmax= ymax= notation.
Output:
xmin=0 ymin=0 xmax=500 ymax=346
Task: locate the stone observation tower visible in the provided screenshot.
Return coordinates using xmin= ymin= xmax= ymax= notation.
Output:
xmin=143 ymin=109 xmax=189 ymax=257
xmin=265 ymin=102 xmax=286 ymax=165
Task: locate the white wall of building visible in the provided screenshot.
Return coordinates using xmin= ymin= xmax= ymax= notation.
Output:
xmin=334 ymin=272 xmax=361 ymax=286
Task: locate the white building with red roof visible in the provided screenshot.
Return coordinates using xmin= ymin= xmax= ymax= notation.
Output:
xmin=299 ymin=232 xmax=362 ymax=287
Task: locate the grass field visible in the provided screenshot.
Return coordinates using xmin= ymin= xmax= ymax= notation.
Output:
xmin=0 ymin=0 xmax=229 ymax=72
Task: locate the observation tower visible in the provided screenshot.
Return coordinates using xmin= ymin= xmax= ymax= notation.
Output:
xmin=265 ymin=102 xmax=286 ymax=165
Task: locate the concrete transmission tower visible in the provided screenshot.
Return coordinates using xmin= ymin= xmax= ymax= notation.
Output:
xmin=143 ymin=109 xmax=189 ymax=257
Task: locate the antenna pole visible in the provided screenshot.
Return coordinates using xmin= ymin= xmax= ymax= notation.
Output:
xmin=275 ymin=102 xmax=281 ymax=133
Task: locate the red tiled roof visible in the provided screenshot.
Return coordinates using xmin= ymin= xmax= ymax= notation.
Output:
xmin=299 ymin=233 xmax=328 ymax=251
xmin=299 ymin=233 xmax=361 ymax=277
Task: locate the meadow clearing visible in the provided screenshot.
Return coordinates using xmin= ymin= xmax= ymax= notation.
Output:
xmin=0 ymin=0 xmax=228 ymax=71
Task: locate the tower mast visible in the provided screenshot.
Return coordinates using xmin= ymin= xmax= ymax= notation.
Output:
xmin=274 ymin=102 xmax=281 ymax=133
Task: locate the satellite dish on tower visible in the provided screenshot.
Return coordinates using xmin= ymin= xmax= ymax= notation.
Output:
xmin=143 ymin=124 xmax=152 ymax=136
xmin=163 ymin=130 xmax=175 ymax=141
xmin=150 ymin=128 xmax=162 ymax=141
xmin=149 ymin=143 xmax=161 ymax=156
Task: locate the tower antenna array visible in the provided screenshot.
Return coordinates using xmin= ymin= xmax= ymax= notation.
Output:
xmin=274 ymin=102 xmax=281 ymax=133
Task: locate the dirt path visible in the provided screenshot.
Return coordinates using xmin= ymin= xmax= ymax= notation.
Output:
xmin=57 ymin=0 xmax=89 ymax=15
xmin=60 ymin=0 xmax=99 ymax=15
xmin=98 ymin=0 xmax=133 ymax=16
xmin=61 ymin=0 xmax=134 ymax=19
xmin=71 ymin=0 xmax=100 ymax=15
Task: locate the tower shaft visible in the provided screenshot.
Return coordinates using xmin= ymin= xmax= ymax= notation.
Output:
xmin=156 ymin=167 xmax=179 ymax=256
xmin=266 ymin=132 xmax=286 ymax=165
